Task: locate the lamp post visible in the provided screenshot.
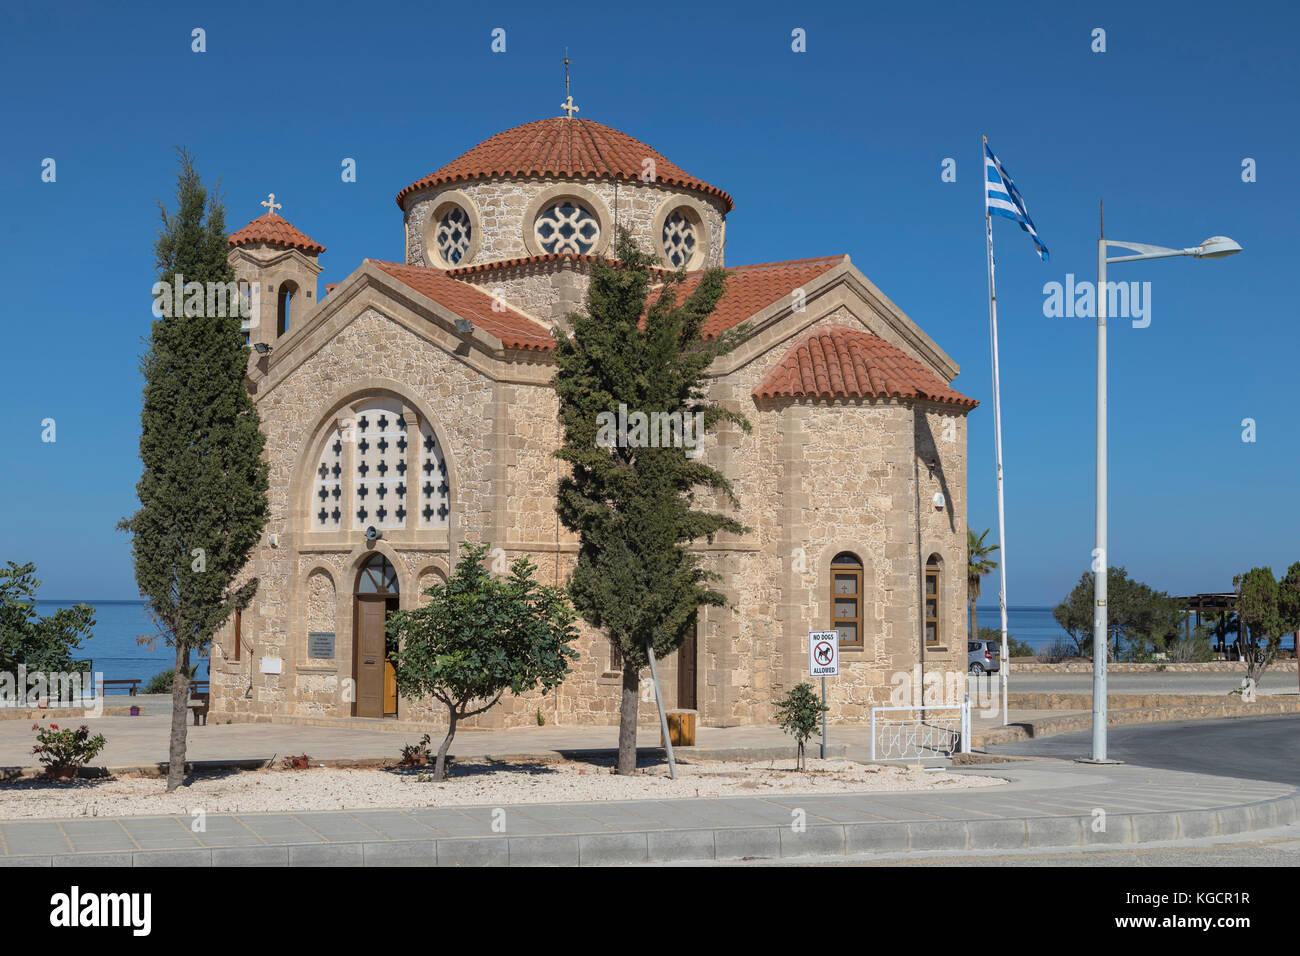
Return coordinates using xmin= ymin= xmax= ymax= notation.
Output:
xmin=1088 ymin=207 xmax=1240 ymax=763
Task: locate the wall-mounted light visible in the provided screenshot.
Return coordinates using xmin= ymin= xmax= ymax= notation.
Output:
xmin=455 ymin=318 xmax=473 ymax=334
xmin=253 ymin=342 xmax=272 ymax=355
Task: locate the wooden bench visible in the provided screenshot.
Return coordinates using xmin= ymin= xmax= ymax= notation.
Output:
xmin=102 ymin=679 xmax=142 ymax=696
xmin=187 ymin=680 xmax=210 ymax=726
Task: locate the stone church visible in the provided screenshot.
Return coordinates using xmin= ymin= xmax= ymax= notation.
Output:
xmin=210 ymin=111 xmax=978 ymax=731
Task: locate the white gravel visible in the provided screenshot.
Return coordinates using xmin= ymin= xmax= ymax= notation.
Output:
xmin=0 ymin=758 xmax=1005 ymax=820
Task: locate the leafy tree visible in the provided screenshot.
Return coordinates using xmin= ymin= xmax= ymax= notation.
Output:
xmin=386 ymin=542 xmax=579 ymax=781
xmin=118 ymin=149 xmax=269 ymax=791
xmin=1234 ymin=563 xmax=1300 ymax=684
xmin=775 ymin=683 xmax=827 ymax=771
xmin=0 ymin=562 xmax=94 ymax=674
xmin=1052 ymin=567 xmax=1179 ymax=660
xmin=966 ymin=528 xmax=999 ymax=638
xmin=552 ymin=229 xmax=749 ymax=775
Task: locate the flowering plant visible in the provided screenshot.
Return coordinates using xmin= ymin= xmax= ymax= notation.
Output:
xmin=31 ymin=723 xmax=107 ymax=777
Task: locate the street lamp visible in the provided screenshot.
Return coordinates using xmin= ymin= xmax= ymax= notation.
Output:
xmin=1088 ymin=208 xmax=1241 ymax=763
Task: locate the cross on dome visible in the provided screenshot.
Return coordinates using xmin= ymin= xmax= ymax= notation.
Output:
xmin=560 ymin=50 xmax=578 ymax=118
xmin=261 ymin=193 xmax=282 ymax=215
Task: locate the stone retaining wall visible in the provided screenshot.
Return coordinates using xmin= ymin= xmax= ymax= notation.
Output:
xmin=1009 ymin=660 xmax=1298 ymax=673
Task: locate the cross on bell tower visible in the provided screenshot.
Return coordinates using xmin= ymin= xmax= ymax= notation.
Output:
xmin=261 ymin=193 xmax=282 ymax=215
xmin=560 ymin=50 xmax=578 ymax=118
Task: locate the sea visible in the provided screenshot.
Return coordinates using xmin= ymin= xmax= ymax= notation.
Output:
xmin=37 ymin=599 xmax=1074 ymax=690
xmin=35 ymin=600 xmax=210 ymax=689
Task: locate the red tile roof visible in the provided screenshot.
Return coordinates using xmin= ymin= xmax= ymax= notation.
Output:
xmin=366 ymin=260 xmax=555 ymax=352
xmin=754 ymin=326 xmax=977 ymax=408
xmin=395 ymin=117 xmax=734 ymax=212
xmin=229 ymin=212 xmax=325 ymax=255
xmin=655 ymin=256 xmax=846 ymax=339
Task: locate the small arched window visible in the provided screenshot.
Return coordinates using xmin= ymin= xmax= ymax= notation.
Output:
xmin=357 ymin=553 xmax=400 ymax=595
xmin=277 ymin=280 xmax=299 ymax=337
xmin=925 ymin=554 xmax=942 ymax=647
xmin=831 ymin=552 xmax=863 ymax=649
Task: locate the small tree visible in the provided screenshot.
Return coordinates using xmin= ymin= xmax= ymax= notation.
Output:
xmin=0 ymin=562 xmax=95 ymax=675
xmin=775 ymin=683 xmax=827 ymax=771
xmin=1234 ymin=563 xmax=1300 ymax=685
xmin=386 ymin=542 xmax=579 ymax=781
xmin=118 ymin=150 xmax=270 ymax=791
xmin=966 ymin=529 xmax=999 ymax=638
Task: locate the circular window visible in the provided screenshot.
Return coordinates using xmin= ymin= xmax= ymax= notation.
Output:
xmin=535 ymin=200 xmax=600 ymax=255
xmin=661 ymin=208 xmax=700 ymax=269
xmin=434 ymin=205 xmax=472 ymax=266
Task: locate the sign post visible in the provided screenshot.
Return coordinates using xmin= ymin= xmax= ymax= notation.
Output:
xmin=808 ymin=630 xmax=839 ymax=760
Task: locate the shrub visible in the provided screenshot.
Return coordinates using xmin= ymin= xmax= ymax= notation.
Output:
xmin=281 ymin=754 xmax=311 ymax=770
xmin=1166 ymin=635 xmax=1214 ymax=663
xmin=1039 ymin=638 xmax=1078 ymax=664
xmin=398 ymin=734 xmax=432 ymax=768
xmin=31 ymin=722 xmax=107 ymax=778
xmin=143 ymin=664 xmax=198 ymax=695
xmin=775 ymin=683 xmax=826 ymax=771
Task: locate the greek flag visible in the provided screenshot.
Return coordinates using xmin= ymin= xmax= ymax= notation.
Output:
xmin=985 ymin=141 xmax=1049 ymax=261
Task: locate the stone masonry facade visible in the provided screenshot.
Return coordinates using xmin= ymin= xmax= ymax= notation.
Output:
xmin=210 ymin=117 xmax=975 ymax=733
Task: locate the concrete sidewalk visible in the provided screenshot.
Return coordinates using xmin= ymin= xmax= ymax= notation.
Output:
xmin=2 ymin=760 xmax=1294 ymax=866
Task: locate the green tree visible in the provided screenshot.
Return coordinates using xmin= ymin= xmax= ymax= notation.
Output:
xmin=0 ymin=562 xmax=95 ymax=676
xmin=1052 ymin=567 xmax=1179 ymax=660
xmin=1234 ymin=563 xmax=1300 ymax=684
xmin=552 ymin=230 xmax=749 ymax=775
xmin=386 ymin=542 xmax=579 ymax=781
xmin=118 ymin=150 xmax=269 ymax=791
xmin=966 ymin=528 xmax=999 ymax=638
xmin=775 ymin=683 xmax=827 ymax=771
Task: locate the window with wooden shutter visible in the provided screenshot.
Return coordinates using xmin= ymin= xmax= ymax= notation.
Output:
xmin=831 ymin=552 xmax=863 ymax=649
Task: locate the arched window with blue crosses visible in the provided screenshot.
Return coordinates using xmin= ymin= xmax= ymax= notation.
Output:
xmin=310 ymin=397 xmax=449 ymax=532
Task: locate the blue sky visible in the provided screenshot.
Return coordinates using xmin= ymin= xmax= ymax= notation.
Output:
xmin=1 ymin=0 xmax=1295 ymax=604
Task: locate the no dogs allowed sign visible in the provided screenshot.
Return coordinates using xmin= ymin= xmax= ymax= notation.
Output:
xmin=808 ymin=630 xmax=839 ymax=677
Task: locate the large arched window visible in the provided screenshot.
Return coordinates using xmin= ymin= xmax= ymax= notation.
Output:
xmin=831 ymin=552 xmax=863 ymax=649
xmin=311 ymin=397 xmax=450 ymax=532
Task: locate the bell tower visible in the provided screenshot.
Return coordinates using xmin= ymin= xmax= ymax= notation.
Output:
xmin=228 ymin=194 xmax=326 ymax=351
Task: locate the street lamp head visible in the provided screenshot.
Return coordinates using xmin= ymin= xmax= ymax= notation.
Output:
xmin=1193 ymin=236 xmax=1242 ymax=259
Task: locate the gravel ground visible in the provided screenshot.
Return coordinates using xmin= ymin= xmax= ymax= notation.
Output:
xmin=0 ymin=758 xmax=1006 ymax=820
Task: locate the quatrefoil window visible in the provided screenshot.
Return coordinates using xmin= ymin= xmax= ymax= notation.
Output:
xmin=434 ymin=206 xmax=472 ymax=266
xmin=535 ymin=200 xmax=599 ymax=255
xmin=662 ymin=209 xmax=699 ymax=269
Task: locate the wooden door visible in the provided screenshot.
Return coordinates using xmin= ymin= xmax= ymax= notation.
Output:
xmin=678 ymin=618 xmax=698 ymax=710
xmin=355 ymin=597 xmax=386 ymax=718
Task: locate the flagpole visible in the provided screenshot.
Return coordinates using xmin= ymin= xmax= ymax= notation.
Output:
xmin=983 ymin=135 xmax=1011 ymax=727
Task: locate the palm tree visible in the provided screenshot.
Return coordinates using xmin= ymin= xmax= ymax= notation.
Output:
xmin=967 ymin=528 xmax=1000 ymax=638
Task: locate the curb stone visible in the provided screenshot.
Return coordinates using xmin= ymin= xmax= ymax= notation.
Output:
xmin=4 ymin=791 xmax=1296 ymax=866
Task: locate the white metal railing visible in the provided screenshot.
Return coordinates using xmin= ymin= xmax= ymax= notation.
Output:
xmin=869 ymin=698 xmax=971 ymax=760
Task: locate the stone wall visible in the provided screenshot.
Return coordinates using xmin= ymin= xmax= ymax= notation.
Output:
xmin=404 ymin=177 xmax=726 ymax=279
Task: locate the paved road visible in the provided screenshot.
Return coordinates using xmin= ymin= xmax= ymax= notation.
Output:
xmin=1003 ymin=672 xmax=1297 ymax=695
xmin=990 ymin=714 xmax=1300 ymax=786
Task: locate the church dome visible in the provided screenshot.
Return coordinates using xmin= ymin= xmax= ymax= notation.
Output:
xmin=394 ymin=117 xmax=734 ymax=212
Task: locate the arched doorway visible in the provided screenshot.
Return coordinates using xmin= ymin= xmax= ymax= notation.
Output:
xmin=353 ymin=553 xmax=399 ymax=718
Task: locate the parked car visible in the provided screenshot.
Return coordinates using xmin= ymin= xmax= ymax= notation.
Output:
xmin=967 ymin=639 xmax=1001 ymax=674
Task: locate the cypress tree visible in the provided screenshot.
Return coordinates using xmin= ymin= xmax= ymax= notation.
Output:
xmin=119 ymin=149 xmax=269 ymax=791
xmin=553 ymin=230 xmax=749 ymax=774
